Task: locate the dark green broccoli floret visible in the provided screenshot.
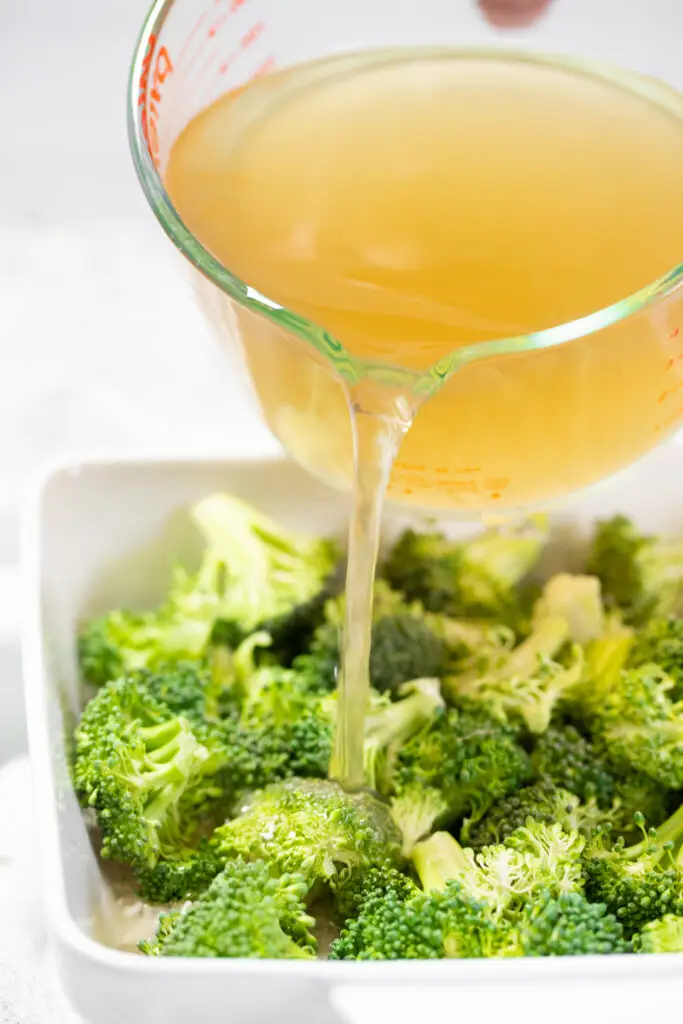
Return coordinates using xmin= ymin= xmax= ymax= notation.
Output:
xmin=390 ymin=705 xmax=532 ymax=853
xmin=515 ymin=891 xmax=629 ymax=956
xmin=135 ymin=841 xmax=223 ymax=904
xmin=73 ymin=676 xmax=213 ymax=871
xmin=466 ymin=779 xmax=615 ymax=851
xmin=140 ymin=859 xmax=316 ymax=958
xmin=634 ymin=914 xmax=683 ymax=953
xmin=583 ymin=805 xmax=683 ymax=935
xmin=630 ymin=616 xmax=683 ymax=699
xmin=138 ymin=910 xmax=181 ymax=955
xmin=334 ymin=865 xmax=419 ymax=924
xmin=587 ymin=515 xmax=683 ymax=626
xmin=293 ymin=583 xmax=450 ymax=697
xmin=331 ymin=833 xmax=510 ymax=960
xmin=214 ymin=779 xmax=401 ymax=901
xmin=532 ymin=725 xmax=617 ymax=807
xmin=531 ymin=723 xmax=669 ymax=838
xmin=383 ymin=517 xmax=548 ymax=625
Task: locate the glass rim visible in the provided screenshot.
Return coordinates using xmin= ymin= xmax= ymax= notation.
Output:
xmin=128 ymin=0 xmax=683 ymax=390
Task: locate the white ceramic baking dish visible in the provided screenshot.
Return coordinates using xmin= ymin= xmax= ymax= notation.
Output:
xmin=21 ymin=450 xmax=683 ymax=1024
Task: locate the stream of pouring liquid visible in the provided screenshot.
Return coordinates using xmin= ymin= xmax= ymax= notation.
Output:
xmin=329 ymin=386 xmax=415 ymax=790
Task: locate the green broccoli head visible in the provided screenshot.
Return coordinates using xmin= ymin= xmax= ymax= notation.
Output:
xmin=515 ymin=891 xmax=629 ymax=956
xmin=634 ymin=914 xmax=683 ymax=954
xmin=214 ymin=779 xmax=401 ymax=898
xmin=135 ymin=841 xmax=223 ymax=904
xmin=531 ymin=722 xmax=669 ymax=838
xmin=390 ymin=704 xmax=532 ymax=853
xmin=587 ymin=515 xmax=683 ymax=626
xmin=583 ymin=664 xmax=683 ymax=790
xmin=466 ymin=780 xmax=585 ymax=851
xmin=73 ymin=676 xmax=213 ymax=870
xmin=294 ymin=582 xmax=450 ymax=697
xmin=140 ymin=859 xmax=316 ymax=958
xmin=630 ymin=616 xmax=683 ymax=699
xmin=583 ymin=805 xmax=683 ymax=935
xmin=383 ymin=517 xmax=547 ymax=625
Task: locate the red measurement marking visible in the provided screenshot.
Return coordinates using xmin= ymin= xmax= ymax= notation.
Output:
xmin=253 ymin=55 xmax=276 ymax=77
xmin=672 ymin=328 xmax=680 ymax=339
xmin=177 ymin=13 xmax=207 ymax=65
xmin=241 ymin=21 xmax=265 ymax=48
xmin=230 ymin=0 xmax=248 ymax=10
xmin=138 ymin=35 xmax=174 ymax=169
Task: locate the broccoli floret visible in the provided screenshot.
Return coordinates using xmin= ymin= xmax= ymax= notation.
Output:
xmin=138 ymin=910 xmax=181 ymax=955
xmin=140 ymin=859 xmax=316 ymax=958
xmin=214 ymin=779 xmax=401 ymax=900
xmin=583 ymin=805 xmax=683 ymax=934
xmin=446 ymin=604 xmax=583 ymax=735
xmin=413 ymin=825 xmax=584 ymax=926
xmin=293 ymin=583 xmax=450 ymax=697
xmin=135 ymin=841 xmax=223 ymax=904
xmin=333 ymin=864 xmax=419 ymax=924
xmin=466 ymin=780 xmax=605 ymax=851
xmin=515 ymin=891 xmax=629 ymax=956
xmin=583 ymin=664 xmax=683 ymax=790
xmin=532 ymin=725 xmax=617 ymax=807
xmin=531 ymin=723 xmax=669 ymax=838
xmin=73 ymin=676 xmax=214 ymax=871
xmin=630 ymin=616 xmax=683 ymax=699
xmin=331 ymin=835 xmax=510 ymax=961
xmin=634 ymin=914 xmax=683 ymax=953
xmin=587 ymin=515 xmax=683 ymax=626
xmin=383 ymin=517 xmax=548 ymax=625
xmin=390 ymin=706 xmax=532 ymax=853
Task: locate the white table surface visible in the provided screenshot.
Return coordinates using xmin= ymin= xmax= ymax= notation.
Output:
xmin=4 ymin=0 xmax=683 ymax=1019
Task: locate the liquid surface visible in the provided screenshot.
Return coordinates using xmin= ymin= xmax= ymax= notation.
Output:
xmin=166 ymin=49 xmax=683 ymax=787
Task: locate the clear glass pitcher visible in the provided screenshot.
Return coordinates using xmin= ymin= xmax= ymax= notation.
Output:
xmin=128 ymin=0 xmax=683 ymax=515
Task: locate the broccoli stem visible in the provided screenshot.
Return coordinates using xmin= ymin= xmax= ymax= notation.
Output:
xmin=412 ymin=831 xmax=470 ymax=893
xmin=625 ymin=802 xmax=683 ymax=863
xmin=506 ymin=615 xmax=569 ymax=678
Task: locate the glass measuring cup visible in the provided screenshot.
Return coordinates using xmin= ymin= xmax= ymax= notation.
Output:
xmin=128 ymin=0 xmax=683 ymax=516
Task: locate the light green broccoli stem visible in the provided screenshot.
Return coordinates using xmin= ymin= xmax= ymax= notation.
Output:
xmin=506 ymin=615 xmax=570 ymax=678
xmin=533 ymin=574 xmax=605 ymax=644
xmin=583 ymin=625 xmax=634 ymax=698
xmin=412 ymin=831 xmax=472 ymax=894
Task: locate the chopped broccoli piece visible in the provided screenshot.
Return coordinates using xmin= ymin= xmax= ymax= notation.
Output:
xmin=587 ymin=515 xmax=683 ymax=626
xmin=466 ymin=780 xmax=612 ymax=851
xmin=630 ymin=616 xmax=683 ymax=699
xmin=532 ymin=574 xmax=605 ymax=644
xmin=73 ymin=676 xmax=213 ymax=871
xmin=135 ymin=841 xmax=223 ymax=904
xmin=634 ymin=914 xmax=683 ymax=953
xmin=383 ymin=517 xmax=548 ymax=625
xmin=583 ymin=805 xmax=683 ymax=934
xmin=361 ymin=678 xmax=445 ymax=793
xmin=140 ymin=859 xmax=316 ymax=958
xmin=515 ymin=891 xmax=629 ymax=956
xmin=214 ymin=779 xmax=401 ymax=900
xmin=582 ymin=664 xmax=683 ymax=790
xmin=294 ymin=583 xmax=450 ymax=696
xmin=390 ymin=705 xmax=532 ymax=853
xmin=413 ymin=824 xmax=583 ymax=920
xmin=447 ymin=612 xmax=582 ymax=735
xmin=531 ymin=723 xmax=669 ymax=838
